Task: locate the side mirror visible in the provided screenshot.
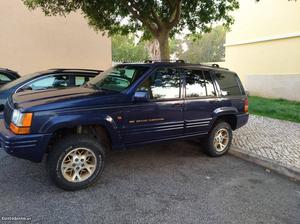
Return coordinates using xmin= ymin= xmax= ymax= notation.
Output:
xmin=134 ymin=91 xmax=149 ymax=102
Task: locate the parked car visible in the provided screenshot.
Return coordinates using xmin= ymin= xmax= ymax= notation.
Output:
xmin=0 ymin=68 xmax=102 ymax=112
xmin=0 ymin=68 xmax=20 ymax=86
xmin=0 ymin=61 xmax=249 ymax=190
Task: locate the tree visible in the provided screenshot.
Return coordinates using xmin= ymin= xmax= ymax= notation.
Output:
xmin=112 ymin=34 xmax=149 ymax=62
xmin=23 ymin=0 xmax=239 ymax=60
xmin=177 ymin=26 xmax=226 ymax=63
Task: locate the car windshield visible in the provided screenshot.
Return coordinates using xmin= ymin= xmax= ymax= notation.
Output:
xmin=88 ymin=65 xmax=149 ymax=92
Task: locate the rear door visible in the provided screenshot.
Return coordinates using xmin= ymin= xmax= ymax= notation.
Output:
xmin=183 ymin=69 xmax=220 ymax=135
xmin=122 ymin=67 xmax=184 ymax=144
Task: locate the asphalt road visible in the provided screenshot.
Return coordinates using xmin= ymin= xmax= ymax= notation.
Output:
xmin=0 ymin=140 xmax=299 ymax=224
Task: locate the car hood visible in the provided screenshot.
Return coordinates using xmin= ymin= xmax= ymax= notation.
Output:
xmin=12 ymin=86 xmax=126 ymax=112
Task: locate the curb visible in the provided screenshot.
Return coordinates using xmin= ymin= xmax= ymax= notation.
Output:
xmin=229 ymin=147 xmax=300 ymax=181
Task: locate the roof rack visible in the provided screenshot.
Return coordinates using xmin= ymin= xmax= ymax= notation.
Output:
xmin=201 ymin=63 xmax=229 ymax=70
xmin=124 ymin=60 xmax=229 ymax=70
xmin=50 ymin=68 xmax=103 ymax=73
xmin=211 ymin=64 xmax=219 ymax=68
xmin=144 ymin=59 xmax=185 ymax=64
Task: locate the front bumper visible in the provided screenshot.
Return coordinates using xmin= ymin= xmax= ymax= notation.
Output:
xmin=0 ymin=120 xmax=52 ymax=162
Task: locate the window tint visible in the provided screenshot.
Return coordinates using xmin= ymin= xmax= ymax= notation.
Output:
xmin=215 ymin=72 xmax=242 ymax=96
xmin=184 ymin=70 xmax=216 ymax=98
xmin=137 ymin=68 xmax=181 ymax=100
xmin=185 ymin=70 xmax=206 ymax=98
xmin=89 ymin=65 xmax=149 ymax=92
xmin=0 ymin=74 xmax=12 ymax=82
xmin=75 ymin=76 xmax=92 ymax=86
xmin=21 ymin=75 xmax=69 ymax=91
xmin=203 ymin=71 xmax=216 ymax=97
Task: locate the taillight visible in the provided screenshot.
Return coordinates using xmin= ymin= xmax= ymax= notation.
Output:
xmin=244 ymin=97 xmax=249 ymax=113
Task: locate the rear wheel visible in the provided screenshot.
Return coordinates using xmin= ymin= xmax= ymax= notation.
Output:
xmin=204 ymin=121 xmax=232 ymax=157
xmin=47 ymin=135 xmax=105 ymax=191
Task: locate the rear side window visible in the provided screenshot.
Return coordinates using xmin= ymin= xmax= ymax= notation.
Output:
xmin=0 ymin=73 xmax=12 ymax=82
xmin=203 ymin=71 xmax=217 ymax=97
xmin=185 ymin=70 xmax=206 ymax=98
xmin=75 ymin=76 xmax=93 ymax=86
xmin=214 ymin=72 xmax=243 ymax=96
xmin=184 ymin=69 xmax=216 ymax=98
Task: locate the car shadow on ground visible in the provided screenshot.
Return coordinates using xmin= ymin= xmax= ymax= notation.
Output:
xmin=0 ymin=140 xmax=208 ymax=193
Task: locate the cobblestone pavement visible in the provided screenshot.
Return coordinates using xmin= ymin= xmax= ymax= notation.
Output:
xmin=232 ymin=115 xmax=300 ymax=170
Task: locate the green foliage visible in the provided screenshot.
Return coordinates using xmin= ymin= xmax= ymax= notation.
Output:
xmin=23 ymin=0 xmax=239 ymax=59
xmin=111 ymin=26 xmax=225 ymax=63
xmin=112 ymin=34 xmax=149 ymax=62
xmin=249 ymin=96 xmax=300 ymax=123
xmin=177 ymin=26 xmax=226 ymax=63
xmin=23 ymin=0 xmax=238 ymax=37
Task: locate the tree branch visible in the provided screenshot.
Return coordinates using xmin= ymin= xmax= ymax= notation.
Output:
xmin=165 ymin=0 xmax=175 ymax=8
xmin=151 ymin=7 xmax=163 ymax=27
xmin=167 ymin=0 xmax=182 ymax=28
xmin=122 ymin=0 xmax=158 ymax=34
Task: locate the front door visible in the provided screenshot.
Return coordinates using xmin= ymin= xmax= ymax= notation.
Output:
xmin=122 ymin=67 xmax=184 ymax=144
xmin=183 ymin=69 xmax=220 ymax=135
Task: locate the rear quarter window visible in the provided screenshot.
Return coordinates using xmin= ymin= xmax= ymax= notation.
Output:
xmin=214 ymin=72 xmax=244 ymax=96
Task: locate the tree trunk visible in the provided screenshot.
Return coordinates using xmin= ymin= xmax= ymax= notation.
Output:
xmin=157 ymin=31 xmax=170 ymax=60
xmin=148 ymin=39 xmax=161 ymax=60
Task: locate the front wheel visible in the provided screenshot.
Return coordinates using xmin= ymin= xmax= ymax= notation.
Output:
xmin=204 ymin=121 xmax=233 ymax=157
xmin=47 ymin=135 xmax=105 ymax=191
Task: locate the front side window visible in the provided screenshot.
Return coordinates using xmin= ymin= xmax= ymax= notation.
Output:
xmin=215 ymin=72 xmax=242 ymax=96
xmin=137 ymin=67 xmax=181 ymax=100
xmin=88 ymin=65 xmax=149 ymax=92
xmin=20 ymin=75 xmax=69 ymax=91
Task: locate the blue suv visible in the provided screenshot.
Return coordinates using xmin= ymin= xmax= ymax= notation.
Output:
xmin=0 ymin=61 xmax=249 ymax=190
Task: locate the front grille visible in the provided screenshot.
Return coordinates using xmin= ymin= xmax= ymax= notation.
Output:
xmin=4 ymin=101 xmax=13 ymax=126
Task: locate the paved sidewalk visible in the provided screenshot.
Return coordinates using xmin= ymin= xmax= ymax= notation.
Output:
xmin=232 ymin=115 xmax=300 ymax=171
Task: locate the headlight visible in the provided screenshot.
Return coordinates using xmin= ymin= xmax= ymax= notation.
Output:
xmin=10 ymin=109 xmax=33 ymax=135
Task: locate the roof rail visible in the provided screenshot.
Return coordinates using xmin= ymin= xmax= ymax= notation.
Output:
xmin=144 ymin=59 xmax=185 ymax=64
xmin=201 ymin=63 xmax=229 ymax=70
xmin=50 ymin=68 xmax=103 ymax=73
xmin=0 ymin=68 xmax=17 ymax=72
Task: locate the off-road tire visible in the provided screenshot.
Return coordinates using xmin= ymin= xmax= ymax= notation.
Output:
xmin=204 ymin=121 xmax=233 ymax=157
xmin=47 ymin=135 xmax=105 ymax=191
